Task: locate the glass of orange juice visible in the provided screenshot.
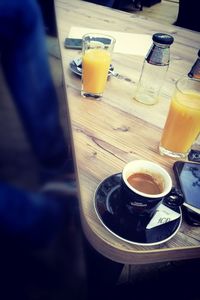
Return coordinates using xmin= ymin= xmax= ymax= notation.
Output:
xmin=81 ymin=33 xmax=115 ymax=99
xmin=159 ymin=77 xmax=200 ymax=158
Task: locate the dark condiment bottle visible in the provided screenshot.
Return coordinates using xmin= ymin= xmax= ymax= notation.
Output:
xmin=188 ymin=49 xmax=200 ymax=79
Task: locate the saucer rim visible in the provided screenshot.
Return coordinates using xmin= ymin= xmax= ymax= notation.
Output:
xmin=94 ymin=173 xmax=182 ymax=247
xmin=69 ymin=60 xmax=82 ymax=76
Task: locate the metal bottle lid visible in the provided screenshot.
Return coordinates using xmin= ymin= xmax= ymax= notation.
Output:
xmin=152 ymin=33 xmax=174 ymax=45
xmin=146 ymin=33 xmax=173 ymax=65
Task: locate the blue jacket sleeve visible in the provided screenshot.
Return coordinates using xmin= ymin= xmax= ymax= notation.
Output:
xmin=0 ymin=182 xmax=73 ymax=250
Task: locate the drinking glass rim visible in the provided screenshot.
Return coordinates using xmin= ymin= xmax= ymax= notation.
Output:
xmin=122 ymin=160 xmax=172 ymax=198
xmin=176 ymin=76 xmax=200 ymax=92
xmin=82 ymin=33 xmax=116 ymax=44
xmin=175 ymin=77 xmax=200 ymax=110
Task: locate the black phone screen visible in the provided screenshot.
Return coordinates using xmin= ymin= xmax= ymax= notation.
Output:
xmin=173 ymin=161 xmax=200 ymax=210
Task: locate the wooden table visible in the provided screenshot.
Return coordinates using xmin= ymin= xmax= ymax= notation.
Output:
xmin=54 ymin=0 xmax=200 ymax=265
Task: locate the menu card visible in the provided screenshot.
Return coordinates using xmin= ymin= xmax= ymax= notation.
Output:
xmin=68 ymin=26 xmax=152 ymax=56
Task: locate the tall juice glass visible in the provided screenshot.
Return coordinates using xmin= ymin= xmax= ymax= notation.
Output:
xmin=159 ymin=77 xmax=200 ymax=158
xmin=81 ymin=33 xmax=115 ymax=99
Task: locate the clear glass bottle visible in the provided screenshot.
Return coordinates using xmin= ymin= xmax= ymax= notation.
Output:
xmin=135 ymin=33 xmax=174 ymax=105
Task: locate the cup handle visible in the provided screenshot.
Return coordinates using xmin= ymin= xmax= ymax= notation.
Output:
xmin=163 ymin=187 xmax=184 ymax=208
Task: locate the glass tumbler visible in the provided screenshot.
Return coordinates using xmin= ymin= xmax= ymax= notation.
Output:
xmin=81 ymin=33 xmax=115 ymax=99
xmin=159 ymin=76 xmax=200 ymax=158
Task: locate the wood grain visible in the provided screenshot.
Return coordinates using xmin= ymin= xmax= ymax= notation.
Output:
xmin=55 ymin=0 xmax=200 ymax=264
xmin=138 ymin=0 xmax=179 ymax=25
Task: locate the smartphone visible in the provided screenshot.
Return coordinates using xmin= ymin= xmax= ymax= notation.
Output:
xmin=64 ymin=38 xmax=82 ymax=50
xmin=173 ymin=161 xmax=200 ymax=225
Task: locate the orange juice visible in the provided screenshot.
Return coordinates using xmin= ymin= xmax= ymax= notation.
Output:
xmin=160 ymin=90 xmax=200 ymax=155
xmin=82 ymin=48 xmax=111 ymax=94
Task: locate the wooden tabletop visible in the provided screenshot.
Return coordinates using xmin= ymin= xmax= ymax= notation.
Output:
xmin=54 ymin=0 xmax=200 ymax=264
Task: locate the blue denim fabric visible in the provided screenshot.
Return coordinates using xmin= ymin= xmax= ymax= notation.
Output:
xmin=0 ymin=0 xmax=69 ymax=174
xmin=0 ymin=0 xmax=76 ymax=240
xmin=0 ymin=183 xmax=78 ymax=300
xmin=0 ymin=2 xmax=81 ymax=299
xmin=0 ymin=182 xmax=73 ymax=249
xmin=0 ymin=1 xmax=78 ymax=294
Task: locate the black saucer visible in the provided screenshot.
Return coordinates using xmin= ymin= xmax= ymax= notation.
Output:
xmin=94 ymin=173 xmax=182 ymax=246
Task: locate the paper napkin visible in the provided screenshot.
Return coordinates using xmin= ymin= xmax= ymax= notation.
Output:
xmin=146 ymin=204 xmax=181 ymax=229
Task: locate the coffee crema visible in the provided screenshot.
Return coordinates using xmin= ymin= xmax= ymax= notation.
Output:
xmin=127 ymin=172 xmax=163 ymax=195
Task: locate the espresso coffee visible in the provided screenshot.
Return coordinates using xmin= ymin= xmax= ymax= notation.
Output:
xmin=127 ymin=172 xmax=163 ymax=195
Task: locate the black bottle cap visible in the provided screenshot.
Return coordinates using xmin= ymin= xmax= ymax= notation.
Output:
xmin=198 ymin=49 xmax=200 ymax=57
xmin=152 ymin=33 xmax=174 ymax=45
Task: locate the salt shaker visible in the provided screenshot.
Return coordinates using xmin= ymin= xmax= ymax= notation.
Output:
xmin=135 ymin=33 xmax=174 ymax=105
